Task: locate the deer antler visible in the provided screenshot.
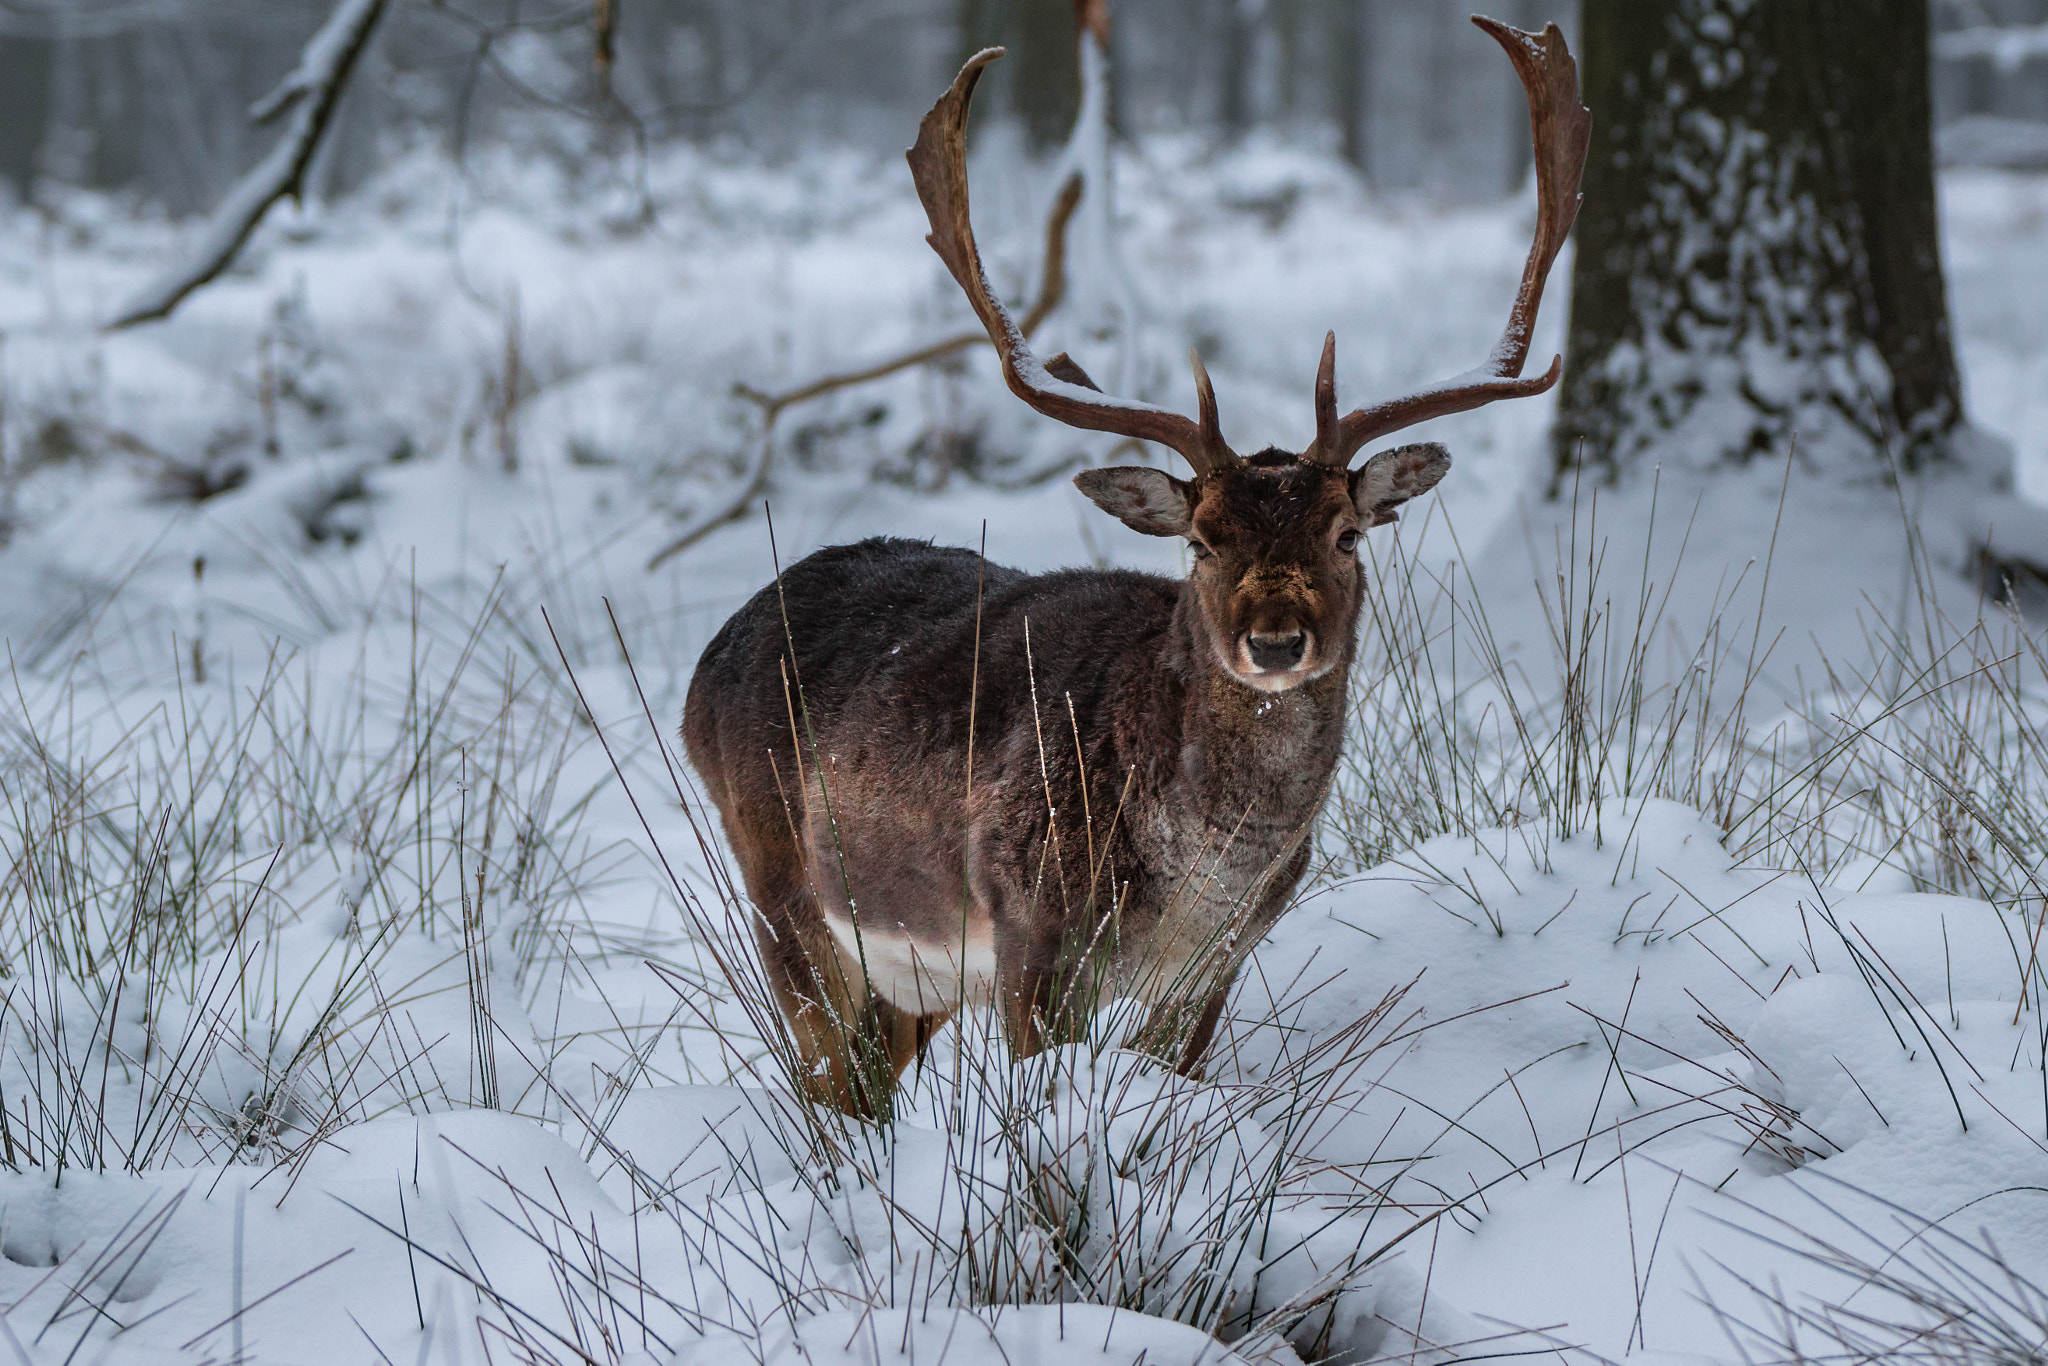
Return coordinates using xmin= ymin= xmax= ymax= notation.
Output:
xmin=907 ymin=49 xmax=1241 ymax=474
xmin=1305 ymin=17 xmax=1590 ymax=467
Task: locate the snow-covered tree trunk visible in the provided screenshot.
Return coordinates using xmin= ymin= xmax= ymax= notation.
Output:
xmin=1553 ymin=0 xmax=1964 ymax=486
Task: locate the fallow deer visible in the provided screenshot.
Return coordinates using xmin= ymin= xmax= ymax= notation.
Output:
xmin=684 ymin=17 xmax=1589 ymax=1117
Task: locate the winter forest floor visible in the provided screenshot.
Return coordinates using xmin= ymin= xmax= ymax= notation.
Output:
xmin=4 ymin=131 xmax=2048 ymax=1364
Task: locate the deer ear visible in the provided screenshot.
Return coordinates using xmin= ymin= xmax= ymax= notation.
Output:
xmin=1074 ymin=467 xmax=1196 ymax=537
xmin=1349 ymin=442 xmax=1450 ymax=527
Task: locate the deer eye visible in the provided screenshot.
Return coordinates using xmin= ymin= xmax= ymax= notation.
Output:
xmin=1188 ymin=539 xmax=1214 ymax=560
xmin=1336 ymin=529 xmax=1361 ymax=553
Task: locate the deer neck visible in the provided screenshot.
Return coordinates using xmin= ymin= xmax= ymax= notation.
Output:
xmin=1165 ymin=595 xmax=1352 ymax=838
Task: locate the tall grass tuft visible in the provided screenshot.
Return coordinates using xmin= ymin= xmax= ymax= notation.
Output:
xmin=1326 ymin=469 xmax=2048 ymax=937
xmin=9 ymin=457 xmax=2048 ymax=1363
xmin=1708 ymin=1172 xmax=2048 ymax=1365
xmin=0 ymin=566 xmax=672 ymax=1175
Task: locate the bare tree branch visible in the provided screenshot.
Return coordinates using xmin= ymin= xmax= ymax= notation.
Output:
xmin=642 ymin=437 xmax=777 ymax=572
xmin=732 ymin=170 xmax=1083 ymax=426
xmin=641 ymin=174 xmax=1082 ymax=573
xmin=105 ymin=0 xmax=389 ymax=331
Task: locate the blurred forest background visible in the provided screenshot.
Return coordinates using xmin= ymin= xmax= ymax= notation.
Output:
xmin=6 ymin=0 xmax=2048 ymax=220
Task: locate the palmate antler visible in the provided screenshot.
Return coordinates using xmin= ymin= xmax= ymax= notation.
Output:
xmin=1307 ymin=17 xmax=1591 ymax=466
xmin=907 ymin=15 xmax=1590 ymax=476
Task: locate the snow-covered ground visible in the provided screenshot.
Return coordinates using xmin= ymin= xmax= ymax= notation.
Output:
xmin=3 ymin=130 xmax=2048 ymax=1364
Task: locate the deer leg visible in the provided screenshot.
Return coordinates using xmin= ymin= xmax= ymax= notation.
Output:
xmin=1123 ymin=962 xmax=1230 ymax=1074
xmin=756 ymin=911 xmax=960 ymax=1118
xmin=747 ymin=881 xmax=895 ymax=1118
xmin=875 ymin=998 xmax=953 ymax=1089
xmin=999 ymin=947 xmax=1102 ymax=1063
xmin=997 ymin=966 xmax=1050 ymax=1062
xmin=1158 ymin=843 xmax=1310 ymax=1076
xmin=1146 ymin=860 xmax=1302 ymax=1073
xmin=1169 ymin=974 xmax=1236 ymax=1080
xmin=713 ymin=767 xmax=906 ymax=1118
xmin=754 ymin=911 xmax=880 ymax=1116
xmin=997 ymin=941 xmax=1079 ymax=1062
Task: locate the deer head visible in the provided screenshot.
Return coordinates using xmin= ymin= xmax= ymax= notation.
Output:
xmin=907 ymin=17 xmax=1590 ymax=693
xmin=1068 ymin=442 xmax=1448 ymax=690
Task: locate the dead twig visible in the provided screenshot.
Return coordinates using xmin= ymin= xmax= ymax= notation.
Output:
xmin=649 ymin=2 xmax=1115 ymax=574
xmin=646 ymin=162 xmax=1083 ymax=573
xmin=731 ymin=170 xmax=1083 ymax=427
xmin=644 ymin=437 xmax=776 ymax=571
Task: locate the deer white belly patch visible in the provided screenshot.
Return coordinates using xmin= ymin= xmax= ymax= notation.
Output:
xmin=825 ymin=915 xmax=998 ymax=1015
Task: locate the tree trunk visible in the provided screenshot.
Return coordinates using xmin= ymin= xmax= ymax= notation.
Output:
xmin=0 ymin=39 xmax=53 ymax=202
xmin=1216 ymin=0 xmax=1254 ymax=136
xmin=959 ymin=0 xmax=1080 ymax=154
xmin=1331 ymin=0 xmax=1366 ymax=170
xmin=1553 ymin=0 xmax=1963 ymax=488
xmin=1018 ymin=0 xmax=1082 ymax=152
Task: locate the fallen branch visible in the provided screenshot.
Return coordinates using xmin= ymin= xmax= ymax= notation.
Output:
xmin=731 ymin=170 xmax=1083 ymax=426
xmin=647 ymin=156 xmax=1083 ymax=571
xmin=644 ymin=435 xmax=777 ymax=572
xmin=649 ymin=0 xmax=1118 ymax=573
xmin=106 ymin=0 xmax=389 ymax=330
xmin=731 ymin=0 xmax=1108 ymax=427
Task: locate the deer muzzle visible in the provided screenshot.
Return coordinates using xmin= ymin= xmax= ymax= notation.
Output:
xmin=1235 ymin=625 xmax=1320 ymax=691
xmin=1246 ymin=629 xmax=1308 ymax=671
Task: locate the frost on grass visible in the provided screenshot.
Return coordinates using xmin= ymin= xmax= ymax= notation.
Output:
xmin=8 ymin=488 xmax=2048 ymax=1361
xmin=5 ymin=108 xmax=2048 ymax=1363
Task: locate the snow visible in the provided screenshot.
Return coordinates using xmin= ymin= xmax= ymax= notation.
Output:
xmin=672 ymin=1305 xmax=1261 ymax=1366
xmin=3 ymin=125 xmax=2048 ymax=1365
xmin=1251 ymin=799 xmax=2048 ymax=1357
xmin=1940 ymin=116 xmax=2048 ymax=171
xmin=1937 ymin=22 xmax=2048 ymax=74
xmin=108 ymin=0 xmax=391 ymax=329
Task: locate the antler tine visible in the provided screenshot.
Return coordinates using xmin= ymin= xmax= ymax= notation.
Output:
xmin=1311 ymin=331 xmax=1339 ymax=462
xmin=1189 ymin=349 xmax=1229 ymax=456
xmin=1309 ymin=17 xmax=1591 ymax=467
xmin=908 ymin=49 xmax=1240 ymax=474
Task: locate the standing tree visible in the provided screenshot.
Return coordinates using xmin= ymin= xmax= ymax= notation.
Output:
xmin=959 ymin=0 xmax=1083 ymax=152
xmin=1553 ymin=0 xmax=1965 ymax=486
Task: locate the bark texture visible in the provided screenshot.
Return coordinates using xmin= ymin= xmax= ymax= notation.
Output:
xmin=1554 ymin=0 xmax=1963 ymax=486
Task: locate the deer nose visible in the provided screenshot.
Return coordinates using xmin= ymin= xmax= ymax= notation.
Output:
xmin=1246 ymin=630 xmax=1307 ymax=671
